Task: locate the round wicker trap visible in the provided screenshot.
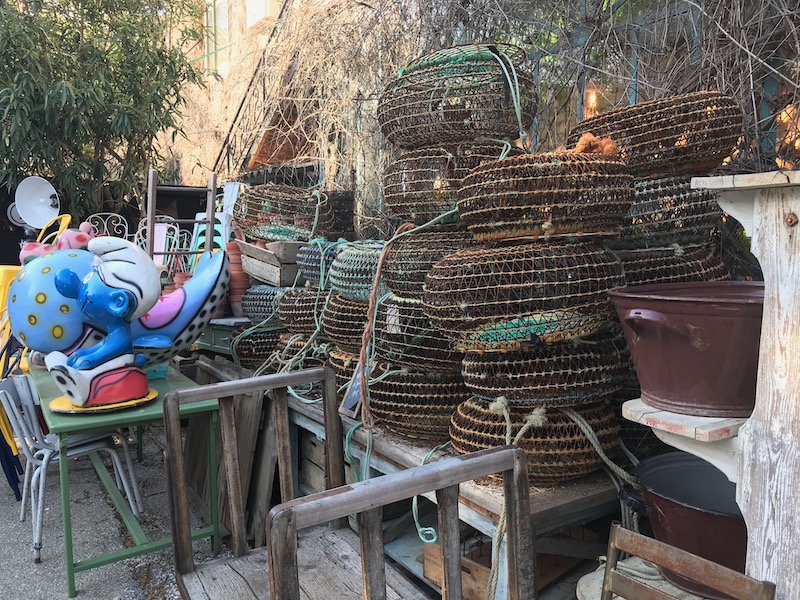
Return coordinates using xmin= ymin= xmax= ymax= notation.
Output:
xmin=374 ymin=294 xmax=463 ymax=371
xmin=274 ymin=332 xmax=329 ymax=370
xmin=616 ymin=245 xmax=730 ymax=286
xmin=567 ymin=91 xmax=743 ymax=177
xmin=383 ymin=226 xmax=476 ymax=300
xmin=328 ymin=241 xmax=386 ymax=303
xmin=383 ymin=143 xmax=523 ymax=224
xmin=378 ymin=43 xmax=538 ymax=149
xmin=456 ymin=153 xmax=634 ymax=242
xmin=233 ymin=327 xmax=283 ymax=370
xmin=297 ymin=239 xmax=339 ymax=287
xmin=233 ymin=184 xmax=334 ymax=242
xmin=321 ymin=292 xmax=369 ymax=354
xmin=461 ymin=329 xmax=626 ymax=407
xmin=449 ymin=398 xmax=620 ymax=486
xmin=241 ymin=285 xmax=287 ymax=324
xmin=327 ymin=347 xmax=359 ymax=397
xmin=422 ymin=240 xmax=625 ymax=351
xmin=277 ymin=288 xmax=326 ymax=335
xmin=369 ymin=364 xmax=471 ymax=441
xmin=610 ymin=176 xmax=724 ymax=249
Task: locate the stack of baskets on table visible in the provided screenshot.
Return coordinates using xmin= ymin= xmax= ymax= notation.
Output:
xmin=566 ymin=91 xmax=744 ymax=458
xmin=369 ymin=43 xmax=543 ymax=441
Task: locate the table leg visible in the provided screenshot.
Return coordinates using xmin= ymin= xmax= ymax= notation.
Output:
xmin=59 ymin=433 xmax=76 ymax=597
xmin=208 ymin=409 xmax=219 ymax=555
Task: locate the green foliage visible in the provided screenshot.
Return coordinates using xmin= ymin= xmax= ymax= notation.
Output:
xmin=0 ymin=0 xmax=203 ymax=220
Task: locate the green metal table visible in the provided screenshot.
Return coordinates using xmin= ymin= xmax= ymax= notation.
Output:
xmin=31 ymin=366 xmax=220 ymax=597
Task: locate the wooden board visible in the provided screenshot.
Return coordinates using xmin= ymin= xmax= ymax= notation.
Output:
xmin=622 ymin=398 xmax=746 ymax=442
xmin=241 ymin=254 xmax=300 ymax=286
xmin=236 ymin=239 xmax=303 ymax=264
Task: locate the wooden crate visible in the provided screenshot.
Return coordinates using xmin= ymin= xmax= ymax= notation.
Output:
xmin=236 ymin=239 xmax=303 ymax=286
xmin=423 ymin=527 xmax=593 ymax=598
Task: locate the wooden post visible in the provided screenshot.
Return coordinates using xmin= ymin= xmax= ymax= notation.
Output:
xmin=145 ymin=169 xmax=158 ymax=258
xmin=694 ymin=171 xmax=800 ymax=597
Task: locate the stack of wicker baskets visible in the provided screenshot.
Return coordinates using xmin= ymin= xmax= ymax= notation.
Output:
xmin=566 ymin=91 xmax=744 ymax=458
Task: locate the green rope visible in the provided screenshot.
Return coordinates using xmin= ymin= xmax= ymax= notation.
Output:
xmin=411 ymin=440 xmax=452 ymax=544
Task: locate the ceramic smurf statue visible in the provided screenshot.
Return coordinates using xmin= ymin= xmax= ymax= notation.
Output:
xmin=44 ymin=237 xmax=161 ymax=408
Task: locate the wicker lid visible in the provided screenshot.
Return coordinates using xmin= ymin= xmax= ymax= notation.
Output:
xmin=422 ymin=240 xmax=625 ymax=350
xmin=567 ymin=91 xmax=743 ymax=177
xmin=233 ymin=184 xmax=334 ymax=242
xmin=457 ymin=153 xmax=634 ymax=242
xmin=449 ymin=398 xmax=620 ymax=486
xmin=321 ymin=292 xmax=369 ymax=354
xmin=378 ymin=43 xmax=538 ymax=149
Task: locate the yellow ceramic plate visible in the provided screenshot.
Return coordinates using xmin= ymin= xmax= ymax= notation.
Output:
xmin=48 ymin=388 xmax=158 ymax=414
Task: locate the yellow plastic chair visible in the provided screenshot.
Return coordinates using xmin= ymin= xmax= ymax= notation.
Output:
xmin=36 ymin=214 xmax=72 ymax=245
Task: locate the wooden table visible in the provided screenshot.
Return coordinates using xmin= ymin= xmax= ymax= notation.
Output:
xmin=288 ymin=397 xmax=619 ymax=599
xmin=32 ymin=366 xmax=220 ymax=598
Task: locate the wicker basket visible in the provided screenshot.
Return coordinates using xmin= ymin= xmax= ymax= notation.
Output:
xmin=328 ymin=241 xmax=386 ymax=303
xmin=297 ymin=239 xmax=339 ymax=287
xmin=327 ymin=347 xmax=359 ymax=398
xmin=240 ymin=285 xmax=287 ymax=324
xmin=450 ymin=398 xmax=620 ymax=486
xmin=233 ymin=327 xmax=282 ymax=370
xmin=383 ymin=143 xmax=523 ymax=224
xmin=567 ymin=92 xmax=743 ymax=177
xmin=616 ymin=245 xmax=730 ymax=286
xmin=383 ymin=226 xmax=476 ymax=300
xmin=233 ymin=184 xmax=334 ymax=242
xmin=369 ymin=364 xmax=471 ymax=440
xmin=422 ymin=240 xmax=625 ymax=351
xmin=276 ymin=288 xmax=326 ymax=336
xmin=274 ymin=332 xmax=330 ymax=370
xmin=456 ymin=153 xmax=634 ymax=241
xmin=374 ymin=294 xmax=463 ymax=371
xmin=461 ymin=329 xmax=625 ymax=406
xmin=610 ymin=176 xmax=724 ymax=249
xmin=321 ymin=292 xmax=369 ymax=354
xmin=378 ymin=43 xmax=538 ymax=149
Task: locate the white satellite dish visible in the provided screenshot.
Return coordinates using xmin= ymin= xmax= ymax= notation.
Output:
xmin=6 ymin=202 xmax=27 ymax=228
xmin=15 ymin=176 xmax=60 ymax=229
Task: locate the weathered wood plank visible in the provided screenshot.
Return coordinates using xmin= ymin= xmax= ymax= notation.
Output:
xmin=358 ymin=507 xmax=387 ymax=600
xmin=436 ymin=485 xmax=462 ymax=600
xmin=247 ymin=394 xmax=278 ymax=547
xmin=622 ymin=398 xmax=746 ymax=442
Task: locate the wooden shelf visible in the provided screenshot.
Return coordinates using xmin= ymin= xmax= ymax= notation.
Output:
xmin=622 ymin=398 xmax=746 ymax=442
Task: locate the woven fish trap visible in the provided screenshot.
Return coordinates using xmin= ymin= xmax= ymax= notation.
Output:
xmin=382 ymin=226 xmax=476 ymax=299
xmin=369 ymin=365 xmax=471 ymax=440
xmin=567 ymin=92 xmax=743 ymax=178
xmin=240 ymin=285 xmax=287 ymax=324
xmin=276 ymin=288 xmax=325 ymax=335
xmin=457 ymin=153 xmax=634 ymax=242
xmin=233 ymin=184 xmax=334 ymax=242
xmin=374 ymin=294 xmax=463 ymax=371
xmin=617 ymin=245 xmax=730 ymax=286
xmin=297 ymin=239 xmax=339 ymax=287
xmin=274 ymin=332 xmax=330 ymax=368
xmin=377 ymin=43 xmax=538 ymax=149
xmin=422 ymin=240 xmax=625 ymax=351
xmin=609 ymin=176 xmax=724 ymax=249
xmin=320 ymin=292 xmax=369 ymax=354
xmin=383 ymin=143 xmax=523 ymax=224
xmin=233 ymin=327 xmax=282 ymax=370
xmin=328 ymin=241 xmax=387 ymax=303
xmin=461 ymin=329 xmax=625 ymax=407
xmin=449 ymin=398 xmax=620 ymax=486
xmin=327 ymin=347 xmax=358 ymax=396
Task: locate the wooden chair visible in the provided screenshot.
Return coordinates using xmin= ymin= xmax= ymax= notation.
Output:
xmin=164 ymin=366 xmax=536 ymax=599
xmin=601 ymin=523 xmax=776 ymax=600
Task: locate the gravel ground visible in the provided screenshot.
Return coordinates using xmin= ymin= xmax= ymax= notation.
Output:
xmin=0 ymin=424 xmax=218 ymax=599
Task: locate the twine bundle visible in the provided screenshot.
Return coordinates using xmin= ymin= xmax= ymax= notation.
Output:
xmin=456 ymin=153 xmax=634 ymax=241
xmin=567 ymin=91 xmax=743 ymax=177
xmin=449 ymin=398 xmax=619 ymax=485
xmin=374 ymin=294 xmax=463 ymax=371
xmin=328 ymin=241 xmax=387 ymax=303
xmin=616 ymin=245 xmax=730 ymax=286
xmin=277 ymin=288 xmax=326 ymax=336
xmin=422 ymin=240 xmax=625 ymax=351
xmin=383 ymin=143 xmax=522 ymax=224
xmin=240 ymin=285 xmax=287 ymax=324
xmin=369 ymin=364 xmax=471 ymax=440
xmin=297 ymin=239 xmax=339 ymax=287
xmin=233 ymin=184 xmax=334 ymax=242
xmin=461 ymin=330 xmax=625 ymax=407
xmin=611 ymin=175 xmax=724 ymax=249
xmin=321 ymin=292 xmax=369 ymax=354
xmin=378 ymin=43 xmax=537 ymax=149
xmin=382 ymin=226 xmax=475 ymax=299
